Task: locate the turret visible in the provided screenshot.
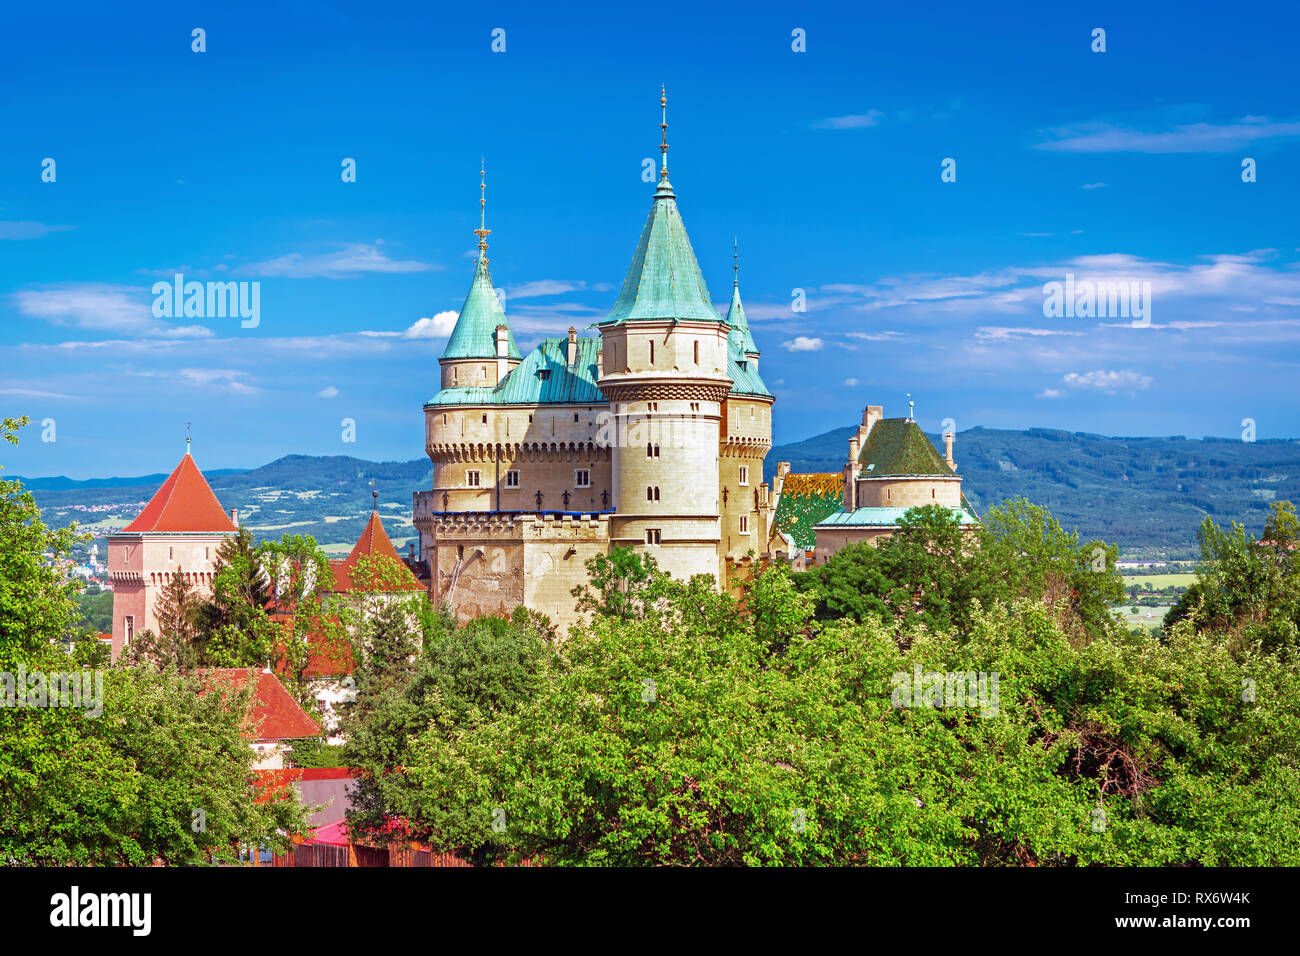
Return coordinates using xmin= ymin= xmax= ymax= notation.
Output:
xmin=598 ymin=87 xmax=732 ymax=584
xmin=439 ymin=162 xmax=522 ymax=389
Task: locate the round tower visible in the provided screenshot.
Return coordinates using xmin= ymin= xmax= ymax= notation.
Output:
xmin=597 ymin=88 xmax=731 ymax=584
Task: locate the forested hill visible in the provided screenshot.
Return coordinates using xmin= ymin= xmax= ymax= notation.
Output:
xmin=765 ymin=426 xmax=1300 ymax=555
xmin=18 ymin=429 xmax=1300 ymax=557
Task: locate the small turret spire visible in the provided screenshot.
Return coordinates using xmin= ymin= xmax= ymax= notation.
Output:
xmin=659 ymin=85 xmax=669 ymax=180
xmin=185 ymin=421 xmax=191 ymax=455
xmin=473 ymin=159 xmax=490 ymax=264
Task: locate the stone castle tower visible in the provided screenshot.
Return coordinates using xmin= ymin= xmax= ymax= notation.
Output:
xmin=106 ymin=444 xmax=238 ymax=661
xmin=413 ymin=89 xmax=780 ymax=627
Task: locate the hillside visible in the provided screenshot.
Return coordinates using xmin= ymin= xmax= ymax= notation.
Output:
xmin=765 ymin=427 xmax=1300 ymax=557
xmin=21 ymin=428 xmax=1300 ymax=558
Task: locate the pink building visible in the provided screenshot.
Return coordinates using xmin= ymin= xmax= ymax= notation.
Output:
xmin=107 ymin=450 xmax=238 ymax=661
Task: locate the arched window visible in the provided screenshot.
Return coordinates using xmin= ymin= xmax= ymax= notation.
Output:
xmin=647 ymin=486 xmax=654 ymax=501
xmin=654 ymin=487 xmax=660 ymax=501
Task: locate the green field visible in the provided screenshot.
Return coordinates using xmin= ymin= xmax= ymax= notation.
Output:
xmin=1121 ymin=573 xmax=1197 ymax=589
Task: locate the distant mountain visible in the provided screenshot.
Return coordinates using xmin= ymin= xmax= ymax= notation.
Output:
xmin=23 ymin=430 xmax=1300 ymax=558
xmin=15 ymin=468 xmax=249 ymax=490
xmin=766 ymin=426 xmax=1300 ymax=556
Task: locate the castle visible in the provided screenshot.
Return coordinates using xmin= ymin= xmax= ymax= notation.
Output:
xmin=413 ymin=90 xmax=781 ymax=627
xmin=107 ymin=91 xmax=976 ymax=649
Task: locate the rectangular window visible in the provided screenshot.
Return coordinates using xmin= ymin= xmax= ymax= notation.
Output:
xmin=466 ymin=470 xmax=481 ymax=487
xmin=481 ymin=414 xmax=487 ymax=424
xmin=505 ymin=470 xmax=520 ymax=488
xmin=739 ymin=515 xmax=750 ymax=535
xmin=168 ymin=546 xmax=174 ymax=560
xmin=738 ymin=466 xmax=749 ymax=486
xmin=442 ymin=413 xmax=448 ymax=425
xmin=693 ymin=340 xmax=699 ymax=364
xmin=480 ymin=366 xmax=487 ymax=380
xmin=645 ymin=529 xmax=662 ymax=545
xmin=575 ymin=469 xmax=591 ymax=488
xmin=125 ymin=615 xmax=134 ymax=643
xmin=649 ymin=340 xmax=655 ymax=364
xmin=205 ymin=547 xmax=210 ymax=560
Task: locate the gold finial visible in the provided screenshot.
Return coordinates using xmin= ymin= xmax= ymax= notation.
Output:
xmin=473 ymin=159 xmax=491 ymax=264
xmin=659 ymin=85 xmax=669 ymax=179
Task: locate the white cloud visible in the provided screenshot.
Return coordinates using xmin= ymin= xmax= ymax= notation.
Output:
xmin=318 ymin=385 xmax=339 ymax=398
xmin=1036 ymin=388 xmax=1065 ymax=399
xmin=177 ymin=368 xmax=257 ymax=395
xmin=1036 ymin=118 xmax=1300 ymax=153
xmin=781 ymin=336 xmax=824 ymax=352
xmin=14 ymin=284 xmax=212 ymax=338
xmin=846 ymin=330 xmax=904 ymax=342
xmin=812 ymin=110 xmax=885 ymax=130
xmin=843 ymin=377 xmax=861 ymax=387
xmin=403 ymin=311 xmax=459 ymax=339
xmin=506 ymin=279 xmax=589 ymax=299
xmin=976 ymin=327 xmax=1083 ymax=340
xmin=247 ymin=243 xmax=434 ymax=279
xmin=1062 ymin=369 xmax=1153 ymax=391
xmin=1080 ymin=182 xmax=1108 ymax=190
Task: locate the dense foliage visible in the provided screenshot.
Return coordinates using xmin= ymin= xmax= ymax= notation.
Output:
xmin=334 ymin=500 xmax=1299 ymax=865
xmin=1 ymin=418 xmax=310 ymax=864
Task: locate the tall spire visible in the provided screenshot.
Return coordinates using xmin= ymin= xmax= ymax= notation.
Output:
xmin=473 ymin=159 xmax=490 ymax=264
xmin=185 ymin=421 xmax=191 ymax=456
xmin=659 ymin=85 xmax=669 ymax=180
xmin=440 ymin=162 xmax=521 ymax=361
xmin=733 ymin=237 xmax=739 ymax=287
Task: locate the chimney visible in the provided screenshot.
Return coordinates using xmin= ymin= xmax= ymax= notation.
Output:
xmin=944 ymin=431 xmax=956 ymax=471
xmin=230 ymin=507 xmax=239 ymax=525
xmin=774 ymin=461 xmax=790 ymax=501
xmin=495 ymin=324 xmax=510 ymax=381
xmin=567 ymin=327 xmax=577 ymax=367
xmin=844 ymin=438 xmax=862 ymax=511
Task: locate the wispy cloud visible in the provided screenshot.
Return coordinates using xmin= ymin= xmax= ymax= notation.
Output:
xmin=1080 ymin=182 xmax=1108 ymax=190
xmin=317 ymin=385 xmax=339 ymax=398
xmin=0 ymin=221 xmax=75 ymax=240
xmin=1036 ymin=117 xmax=1300 ymax=153
xmin=14 ymin=284 xmax=212 ymax=338
xmin=246 ymin=243 xmax=434 ymax=278
xmin=1062 ymin=369 xmax=1153 ymax=391
xmin=812 ymin=110 xmax=885 ymax=130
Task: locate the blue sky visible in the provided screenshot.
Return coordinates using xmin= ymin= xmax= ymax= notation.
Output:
xmin=3 ymin=0 xmax=1299 ymax=478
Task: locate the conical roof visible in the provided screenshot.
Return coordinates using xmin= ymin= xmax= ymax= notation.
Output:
xmin=604 ymin=176 xmax=722 ymax=325
xmin=120 ymin=453 xmax=238 ymax=534
xmin=725 ymin=281 xmax=759 ymax=357
xmin=858 ymin=419 xmax=955 ymax=477
xmin=331 ymin=508 xmax=422 ymax=592
xmin=441 ymin=256 xmax=522 ymax=360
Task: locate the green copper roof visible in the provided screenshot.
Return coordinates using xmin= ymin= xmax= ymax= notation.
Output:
xmin=441 ymin=256 xmax=522 ymax=361
xmin=604 ymin=178 xmax=722 ymax=325
xmin=426 ymin=336 xmax=604 ymax=406
xmin=858 ymin=419 xmax=955 ymax=477
xmin=814 ymin=506 xmax=977 ymax=529
xmin=728 ymin=355 xmax=773 ymax=399
xmin=725 ymin=282 xmax=759 ymax=357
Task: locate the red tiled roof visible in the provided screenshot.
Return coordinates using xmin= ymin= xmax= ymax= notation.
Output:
xmin=199 ymin=668 xmax=322 ymax=741
xmin=331 ymin=510 xmax=422 ymax=592
xmin=120 ymin=453 xmax=238 ymax=534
